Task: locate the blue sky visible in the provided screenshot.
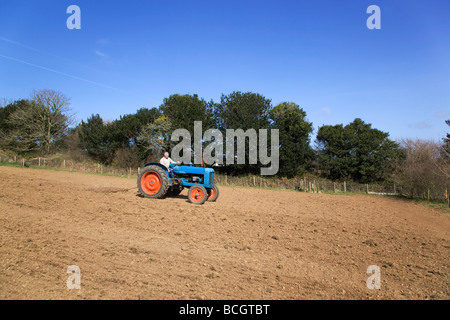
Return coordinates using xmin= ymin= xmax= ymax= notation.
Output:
xmin=0 ymin=0 xmax=449 ymax=141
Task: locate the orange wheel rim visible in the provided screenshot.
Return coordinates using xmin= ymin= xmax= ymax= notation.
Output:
xmin=190 ymin=188 xmax=204 ymax=202
xmin=208 ymin=188 xmax=216 ymax=199
xmin=141 ymin=171 xmax=161 ymax=195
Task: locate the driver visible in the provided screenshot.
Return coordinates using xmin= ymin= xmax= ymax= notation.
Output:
xmin=160 ymin=152 xmax=178 ymax=170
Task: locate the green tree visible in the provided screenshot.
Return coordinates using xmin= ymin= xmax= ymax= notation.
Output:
xmin=0 ymin=100 xmax=21 ymax=138
xmin=108 ymin=107 xmax=161 ymax=149
xmin=316 ymin=118 xmax=404 ymax=183
xmin=213 ymin=91 xmax=272 ymax=174
xmin=158 ymin=94 xmax=215 ymax=164
xmin=137 ymin=115 xmax=173 ymax=162
xmin=78 ymin=114 xmax=113 ymax=164
xmin=0 ymin=100 xmax=42 ymax=153
xmin=444 ymin=120 xmax=450 ymax=155
xmin=160 ymin=94 xmax=214 ymax=134
xmin=213 ymin=91 xmax=271 ymax=131
xmin=78 ymin=108 xmax=161 ymax=165
xmin=270 ymin=102 xmax=313 ymax=177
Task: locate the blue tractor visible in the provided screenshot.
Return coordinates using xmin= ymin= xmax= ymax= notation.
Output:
xmin=137 ymin=162 xmax=219 ymax=205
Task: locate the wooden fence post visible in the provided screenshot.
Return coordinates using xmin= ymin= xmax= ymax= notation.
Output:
xmin=366 ymin=184 xmax=369 ymax=194
xmin=344 ymin=181 xmax=347 ymax=193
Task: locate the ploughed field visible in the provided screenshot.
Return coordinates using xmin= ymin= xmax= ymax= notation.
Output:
xmin=0 ymin=166 xmax=448 ymax=299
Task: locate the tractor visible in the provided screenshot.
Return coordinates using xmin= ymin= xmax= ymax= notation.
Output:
xmin=137 ymin=162 xmax=219 ymax=205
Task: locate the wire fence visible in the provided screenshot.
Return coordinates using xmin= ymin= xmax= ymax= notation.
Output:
xmin=1 ymin=156 xmax=136 ymax=177
xmin=215 ymin=174 xmax=449 ymax=202
xmin=1 ymin=156 xmax=449 ymax=203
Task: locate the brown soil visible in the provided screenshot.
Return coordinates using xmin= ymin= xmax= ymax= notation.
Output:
xmin=0 ymin=166 xmax=448 ymax=300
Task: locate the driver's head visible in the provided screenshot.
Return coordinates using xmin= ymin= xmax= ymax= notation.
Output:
xmin=164 ymin=152 xmax=169 ymax=159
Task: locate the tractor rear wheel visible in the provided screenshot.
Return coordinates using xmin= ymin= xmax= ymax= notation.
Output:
xmin=207 ymin=186 xmax=219 ymax=202
xmin=188 ymin=185 xmax=208 ymax=205
xmin=137 ymin=165 xmax=169 ymax=199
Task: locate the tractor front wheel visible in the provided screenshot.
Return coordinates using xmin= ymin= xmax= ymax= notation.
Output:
xmin=137 ymin=165 xmax=169 ymax=199
xmin=188 ymin=185 xmax=208 ymax=205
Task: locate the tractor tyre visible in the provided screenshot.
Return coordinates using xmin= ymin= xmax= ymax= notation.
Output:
xmin=137 ymin=165 xmax=169 ymax=199
xmin=207 ymin=186 xmax=219 ymax=202
xmin=188 ymin=184 xmax=208 ymax=205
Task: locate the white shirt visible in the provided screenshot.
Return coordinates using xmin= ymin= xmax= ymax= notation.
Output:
xmin=160 ymin=157 xmax=177 ymax=169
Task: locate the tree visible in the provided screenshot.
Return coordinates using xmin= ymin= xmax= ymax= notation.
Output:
xmin=316 ymin=118 xmax=404 ymax=183
xmin=270 ymin=102 xmax=313 ymax=177
xmin=137 ymin=115 xmax=173 ymax=162
xmin=0 ymin=98 xmax=13 ymax=108
xmin=63 ymin=127 xmax=85 ymax=162
xmin=157 ymin=94 xmax=215 ymax=164
xmin=213 ymin=91 xmax=272 ymax=174
xmin=213 ymin=91 xmax=271 ymax=131
xmin=0 ymin=100 xmax=43 ymax=153
xmin=0 ymin=100 xmax=21 ymax=138
xmin=393 ymin=139 xmax=449 ymax=198
xmin=0 ymin=91 xmax=72 ymax=155
xmin=444 ymin=120 xmax=450 ymax=155
xmin=78 ymin=114 xmax=113 ymax=164
xmin=30 ymin=89 xmax=73 ymax=154
xmin=160 ymin=94 xmax=214 ymax=134
xmin=108 ymin=107 xmax=161 ymax=149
